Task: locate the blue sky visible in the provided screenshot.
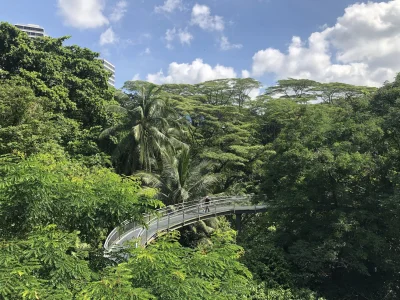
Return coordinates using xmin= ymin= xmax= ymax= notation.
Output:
xmin=1 ymin=0 xmax=399 ymax=89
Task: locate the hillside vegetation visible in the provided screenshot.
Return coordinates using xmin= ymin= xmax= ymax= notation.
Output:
xmin=1 ymin=22 xmax=399 ymax=299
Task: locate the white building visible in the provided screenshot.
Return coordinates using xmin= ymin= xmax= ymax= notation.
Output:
xmin=15 ymin=24 xmax=45 ymax=38
xmin=99 ymin=58 xmax=116 ymax=87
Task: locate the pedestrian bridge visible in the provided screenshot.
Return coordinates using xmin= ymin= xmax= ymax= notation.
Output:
xmin=104 ymin=195 xmax=267 ymax=253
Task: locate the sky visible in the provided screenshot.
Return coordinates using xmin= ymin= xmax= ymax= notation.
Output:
xmin=1 ymin=0 xmax=400 ymax=89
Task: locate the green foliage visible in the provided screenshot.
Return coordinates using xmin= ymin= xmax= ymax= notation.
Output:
xmin=265 ymin=78 xmax=377 ymax=104
xmin=0 ymin=226 xmax=93 ymax=299
xmin=79 ymin=264 xmax=156 ymax=300
xmin=102 ymin=80 xmax=185 ymax=174
xmin=0 ymin=22 xmax=116 ymax=165
xmin=313 ymin=82 xmax=377 ymax=104
xmin=0 ymin=23 xmax=113 ymax=127
xmin=0 ymin=152 xmax=161 ymax=246
xmin=241 ymin=78 xmax=400 ymax=299
xmin=179 ymin=216 xmax=231 ymax=248
xmin=3 ymin=19 xmax=400 ymax=299
xmin=107 ymin=230 xmax=255 ymax=300
xmin=164 ymin=86 xmax=268 ymax=194
xmin=0 ymin=79 xmax=73 ymax=156
xmin=266 ymin=78 xmax=319 ymax=102
xmin=137 ymin=147 xmax=217 ymax=204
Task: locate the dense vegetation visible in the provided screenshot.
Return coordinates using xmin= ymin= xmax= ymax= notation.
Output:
xmin=1 ymin=22 xmax=399 ymax=299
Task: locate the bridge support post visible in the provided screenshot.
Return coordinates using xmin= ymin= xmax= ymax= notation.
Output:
xmin=235 ymin=213 xmax=242 ymax=232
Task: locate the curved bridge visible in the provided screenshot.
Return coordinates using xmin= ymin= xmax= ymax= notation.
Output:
xmin=104 ymin=195 xmax=267 ymax=253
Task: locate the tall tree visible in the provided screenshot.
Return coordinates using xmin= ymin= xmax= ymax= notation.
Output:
xmin=231 ymin=78 xmax=262 ymax=108
xmin=254 ymin=90 xmax=400 ymax=299
xmin=313 ymin=82 xmax=377 ymax=104
xmin=266 ymin=78 xmax=319 ymax=102
xmin=137 ymin=148 xmax=217 ymax=205
xmin=102 ymin=81 xmax=185 ymax=173
xmin=0 ymin=23 xmax=113 ymax=128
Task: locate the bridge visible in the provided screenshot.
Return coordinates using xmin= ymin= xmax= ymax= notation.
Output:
xmin=104 ymin=195 xmax=267 ymax=253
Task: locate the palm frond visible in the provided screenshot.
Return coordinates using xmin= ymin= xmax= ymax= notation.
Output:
xmin=105 ymin=105 xmax=128 ymax=115
xmin=135 ymin=171 xmax=162 ymax=188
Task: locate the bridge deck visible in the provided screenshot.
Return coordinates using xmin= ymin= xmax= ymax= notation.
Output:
xmin=104 ymin=196 xmax=267 ymax=252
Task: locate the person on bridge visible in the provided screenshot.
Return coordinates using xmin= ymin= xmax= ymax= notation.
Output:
xmin=204 ymin=196 xmax=211 ymax=213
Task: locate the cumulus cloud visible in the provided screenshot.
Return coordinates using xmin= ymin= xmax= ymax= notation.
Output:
xmin=242 ymin=70 xmax=251 ymax=78
xmin=125 ymin=33 xmax=152 ymax=46
xmin=249 ymin=88 xmax=261 ymax=99
xmin=178 ymin=29 xmax=194 ymax=45
xmin=146 ymin=58 xmax=237 ymax=84
xmin=220 ymin=36 xmax=242 ymax=51
xmin=250 ymin=0 xmax=400 ymax=86
xmin=100 ymin=27 xmax=118 ymax=45
xmin=57 ymin=0 xmax=108 ymax=29
xmin=165 ymin=28 xmax=176 ymax=42
xmin=191 ymin=4 xmax=224 ymax=31
xmin=190 ymin=4 xmax=240 ymax=50
xmin=165 ymin=27 xmax=194 ymax=48
xmin=155 ymin=0 xmax=183 ymax=13
xmin=110 ymin=1 xmax=128 ymax=22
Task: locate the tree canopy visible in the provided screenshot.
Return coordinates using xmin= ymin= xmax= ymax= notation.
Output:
xmin=1 ymin=21 xmax=400 ymax=300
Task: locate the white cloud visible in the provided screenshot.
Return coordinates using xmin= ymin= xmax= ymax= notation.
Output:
xmin=110 ymin=1 xmax=128 ymax=22
xmin=57 ymin=0 xmax=108 ymax=29
xmin=191 ymin=4 xmax=224 ymax=31
xmin=155 ymin=0 xmax=183 ymax=13
xmin=146 ymin=58 xmax=237 ymax=84
xmin=165 ymin=27 xmax=193 ymax=48
xmin=100 ymin=27 xmax=118 ymax=45
xmin=178 ymin=29 xmax=194 ymax=45
xmin=139 ymin=47 xmax=151 ymax=56
xmin=190 ymin=4 xmax=241 ymax=50
xmin=125 ymin=33 xmax=152 ymax=46
xmin=249 ymin=88 xmax=261 ymax=99
xmin=250 ymin=0 xmax=400 ymax=87
xmin=220 ymin=36 xmax=242 ymax=51
xmin=242 ymin=70 xmax=251 ymax=78
xmin=165 ymin=28 xmax=176 ymax=42
xmin=165 ymin=28 xmax=176 ymax=49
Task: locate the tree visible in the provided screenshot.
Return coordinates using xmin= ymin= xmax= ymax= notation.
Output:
xmin=0 ymin=152 xmax=161 ymax=246
xmin=154 ymin=81 xmax=269 ymax=194
xmin=100 ymin=230 xmax=256 ymax=300
xmin=195 ymin=79 xmax=235 ymax=106
xmin=231 ymin=78 xmax=262 ymax=108
xmin=0 ymin=23 xmax=113 ymax=128
xmin=192 ymin=78 xmax=262 ymax=108
xmin=0 ymin=226 xmax=93 ymax=299
xmin=137 ymin=148 xmax=217 ymax=205
xmin=255 ymin=93 xmax=400 ymax=299
xmin=266 ymin=78 xmax=319 ymax=102
xmin=0 ymin=78 xmax=100 ymax=160
xmin=313 ymin=82 xmax=377 ymax=104
xmin=102 ymin=80 xmax=186 ymax=173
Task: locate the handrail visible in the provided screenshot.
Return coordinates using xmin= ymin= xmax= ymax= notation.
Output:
xmin=104 ymin=194 xmax=266 ymax=251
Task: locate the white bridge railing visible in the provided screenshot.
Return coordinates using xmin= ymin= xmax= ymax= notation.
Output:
xmin=104 ymin=194 xmax=267 ymax=251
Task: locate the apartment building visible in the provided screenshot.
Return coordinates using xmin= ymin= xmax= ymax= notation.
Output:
xmin=99 ymin=58 xmax=116 ymax=87
xmin=15 ymin=24 xmax=45 ymax=38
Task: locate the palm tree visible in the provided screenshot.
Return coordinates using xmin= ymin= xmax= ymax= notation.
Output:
xmin=101 ymin=81 xmax=186 ymax=174
xmin=137 ymin=148 xmax=218 ymax=205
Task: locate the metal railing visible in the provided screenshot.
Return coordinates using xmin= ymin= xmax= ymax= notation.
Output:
xmin=104 ymin=194 xmax=267 ymax=251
